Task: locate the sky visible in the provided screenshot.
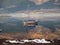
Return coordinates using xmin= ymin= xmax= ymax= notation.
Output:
xmin=0 ymin=0 xmax=60 ymax=20
xmin=0 ymin=0 xmax=60 ymax=13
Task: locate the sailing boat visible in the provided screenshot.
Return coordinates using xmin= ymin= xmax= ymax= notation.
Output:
xmin=23 ymin=4 xmax=38 ymax=26
xmin=23 ymin=20 xmax=38 ymax=26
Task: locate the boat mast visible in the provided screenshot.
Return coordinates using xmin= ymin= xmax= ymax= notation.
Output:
xmin=27 ymin=4 xmax=30 ymax=20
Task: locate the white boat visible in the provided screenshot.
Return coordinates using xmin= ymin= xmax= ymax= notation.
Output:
xmin=23 ymin=20 xmax=38 ymax=26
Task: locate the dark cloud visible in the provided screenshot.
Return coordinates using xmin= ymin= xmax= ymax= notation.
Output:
xmin=51 ymin=0 xmax=60 ymax=5
xmin=0 ymin=0 xmax=4 ymax=8
xmin=29 ymin=0 xmax=49 ymax=5
xmin=0 ymin=0 xmax=60 ymax=13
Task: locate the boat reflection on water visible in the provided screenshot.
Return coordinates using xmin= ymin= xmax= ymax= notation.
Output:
xmin=0 ymin=29 xmax=2 ymax=32
xmin=23 ymin=20 xmax=38 ymax=32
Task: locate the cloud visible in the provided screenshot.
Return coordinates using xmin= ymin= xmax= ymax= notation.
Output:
xmin=0 ymin=11 xmax=60 ymax=21
xmin=53 ymin=0 xmax=60 ymax=5
xmin=7 ymin=10 xmax=60 ymax=19
xmin=5 ymin=5 xmax=16 ymax=8
xmin=55 ymin=0 xmax=58 ymax=2
xmin=0 ymin=5 xmax=16 ymax=11
xmin=0 ymin=9 xmax=60 ymax=19
xmin=29 ymin=0 xmax=49 ymax=5
xmin=0 ymin=8 xmax=4 ymax=10
xmin=40 ymin=8 xmax=60 ymax=13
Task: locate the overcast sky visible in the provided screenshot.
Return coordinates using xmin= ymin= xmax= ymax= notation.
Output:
xmin=0 ymin=0 xmax=60 ymax=14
